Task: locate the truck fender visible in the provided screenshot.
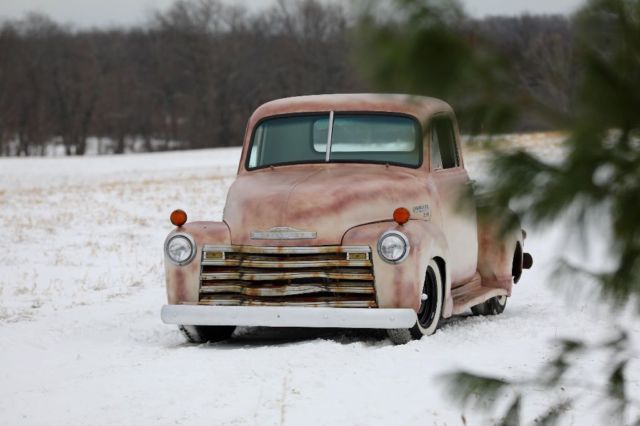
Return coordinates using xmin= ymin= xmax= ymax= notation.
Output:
xmin=476 ymin=211 xmax=523 ymax=294
xmin=164 ymin=221 xmax=231 ymax=305
xmin=342 ymin=221 xmax=451 ymax=315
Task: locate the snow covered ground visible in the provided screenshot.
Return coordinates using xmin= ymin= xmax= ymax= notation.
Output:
xmin=0 ymin=134 xmax=638 ymax=425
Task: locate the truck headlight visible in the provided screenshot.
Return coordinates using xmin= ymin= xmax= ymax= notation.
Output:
xmin=165 ymin=233 xmax=196 ymax=265
xmin=377 ymin=231 xmax=410 ymax=263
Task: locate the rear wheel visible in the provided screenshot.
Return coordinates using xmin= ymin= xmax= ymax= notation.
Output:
xmin=179 ymin=325 xmax=236 ymax=343
xmin=471 ymin=295 xmax=507 ymax=316
xmin=387 ymin=260 xmax=443 ymax=345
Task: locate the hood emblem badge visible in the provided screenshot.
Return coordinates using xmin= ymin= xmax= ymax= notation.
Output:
xmin=251 ymin=227 xmax=317 ymax=240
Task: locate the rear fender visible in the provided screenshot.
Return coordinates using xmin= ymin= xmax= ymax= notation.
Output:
xmin=476 ymin=213 xmax=523 ymax=295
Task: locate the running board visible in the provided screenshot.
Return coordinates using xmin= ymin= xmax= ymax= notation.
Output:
xmin=451 ymin=273 xmax=509 ymax=315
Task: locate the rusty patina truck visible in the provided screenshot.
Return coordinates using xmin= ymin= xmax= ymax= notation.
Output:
xmin=161 ymin=94 xmax=533 ymax=344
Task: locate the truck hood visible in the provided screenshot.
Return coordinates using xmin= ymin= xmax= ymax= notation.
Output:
xmin=223 ymin=164 xmax=432 ymax=246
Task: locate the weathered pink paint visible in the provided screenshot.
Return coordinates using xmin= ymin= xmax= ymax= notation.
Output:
xmin=165 ymin=221 xmax=230 ymax=305
xmin=164 ymin=94 xmax=529 ymax=321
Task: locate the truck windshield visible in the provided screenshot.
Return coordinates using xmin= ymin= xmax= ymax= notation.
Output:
xmin=247 ymin=113 xmax=422 ymax=169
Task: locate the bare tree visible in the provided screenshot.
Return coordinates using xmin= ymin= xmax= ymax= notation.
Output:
xmin=0 ymin=1 xmax=580 ymax=156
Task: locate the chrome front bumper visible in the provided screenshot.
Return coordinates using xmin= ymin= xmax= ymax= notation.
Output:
xmin=161 ymin=305 xmax=417 ymax=329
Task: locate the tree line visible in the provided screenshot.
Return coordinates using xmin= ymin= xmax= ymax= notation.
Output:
xmin=0 ymin=0 xmax=575 ymax=156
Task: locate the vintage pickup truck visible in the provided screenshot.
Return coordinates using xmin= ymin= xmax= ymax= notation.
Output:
xmin=161 ymin=94 xmax=532 ymax=344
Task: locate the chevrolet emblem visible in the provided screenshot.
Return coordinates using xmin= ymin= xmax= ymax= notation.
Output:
xmin=250 ymin=227 xmax=317 ymax=240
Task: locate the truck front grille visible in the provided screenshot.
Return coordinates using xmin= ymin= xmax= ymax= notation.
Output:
xmin=198 ymin=245 xmax=377 ymax=308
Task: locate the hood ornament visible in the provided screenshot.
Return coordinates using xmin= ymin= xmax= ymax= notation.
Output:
xmin=251 ymin=227 xmax=317 ymax=240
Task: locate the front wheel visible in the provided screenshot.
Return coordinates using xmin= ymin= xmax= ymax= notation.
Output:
xmin=471 ymin=295 xmax=507 ymax=316
xmin=179 ymin=325 xmax=236 ymax=343
xmin=387 ymin=260 xmax=443 ymax=345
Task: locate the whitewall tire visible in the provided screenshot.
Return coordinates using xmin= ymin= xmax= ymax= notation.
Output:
xmin=387 ymin=259 xmax=443 ymax=344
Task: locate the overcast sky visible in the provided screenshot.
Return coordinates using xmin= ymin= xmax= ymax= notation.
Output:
xmin=0 ymin=0 xmax=587 ymax=28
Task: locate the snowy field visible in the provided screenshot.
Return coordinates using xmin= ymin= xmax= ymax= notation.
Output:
xmin=0 ymin=134 xmax=638 ymax=425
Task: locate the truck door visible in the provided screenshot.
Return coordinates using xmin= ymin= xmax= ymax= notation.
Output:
xmin=429 ymin=116 xmax=478 ymax=285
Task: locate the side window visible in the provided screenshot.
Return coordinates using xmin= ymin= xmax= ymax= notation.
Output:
xmin=430 ymin=118 xmax=459 ymax=170
xmin=248 ymin=125 xmax=263 ymax=168
xmin=430 ymin=126 xmax=443 ymax=170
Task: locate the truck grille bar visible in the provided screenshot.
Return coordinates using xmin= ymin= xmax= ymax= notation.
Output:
xmin=198 ymin=245 xmax=377 ymax=308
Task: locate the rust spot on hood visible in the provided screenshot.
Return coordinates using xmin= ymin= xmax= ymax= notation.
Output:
xmin=224 ymin=164 xmax=433 ymax=246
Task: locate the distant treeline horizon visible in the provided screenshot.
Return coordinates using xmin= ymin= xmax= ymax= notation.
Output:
xmin=0 ymin=0 xmax=575 ymax=156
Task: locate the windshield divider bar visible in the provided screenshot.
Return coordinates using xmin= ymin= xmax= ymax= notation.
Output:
xmin=325 ymin=111 xmax=334 ymax=162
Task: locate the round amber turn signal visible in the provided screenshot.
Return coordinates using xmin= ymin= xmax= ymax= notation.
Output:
xmin=393 ymin=207 xmax=410 ymax=225
xmin=170 ymin=209 xmax=188 ymax=227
